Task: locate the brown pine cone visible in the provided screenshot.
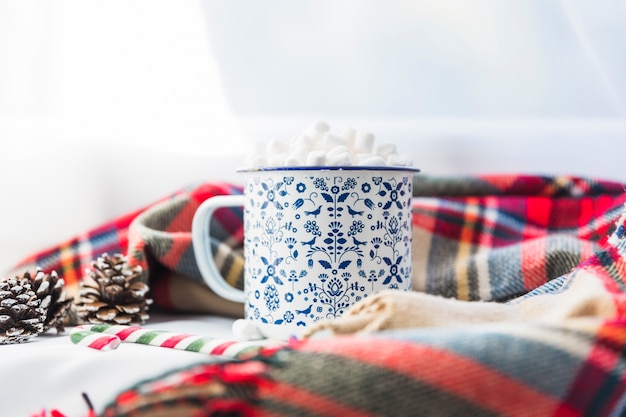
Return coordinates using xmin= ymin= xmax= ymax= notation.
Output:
xmin=28 ymin=268 xmax=74 ymax=333
xmin=75 ymin=253 xmax=152 ymax=325
xmin=0 ymin=277 xmax=45 ymax=344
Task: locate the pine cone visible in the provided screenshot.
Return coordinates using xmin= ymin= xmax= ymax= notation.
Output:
xmin=0 ymin=277 xmax=45 ymax=344
xmin=75 ymin=253 xmax=152 ymax=325
xmin=28 ymin=268 xmax=74 ymax=333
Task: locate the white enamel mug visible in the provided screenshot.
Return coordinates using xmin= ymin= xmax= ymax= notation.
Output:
xmin=192 ymin=166 xmax=419 ymax=340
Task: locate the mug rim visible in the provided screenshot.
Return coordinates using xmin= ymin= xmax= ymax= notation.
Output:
xmin=236 ymin=165 xmax=421 ymax=173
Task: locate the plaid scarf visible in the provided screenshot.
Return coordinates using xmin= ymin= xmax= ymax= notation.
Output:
xmin=14 ymin=174 xmax=626 ymax=416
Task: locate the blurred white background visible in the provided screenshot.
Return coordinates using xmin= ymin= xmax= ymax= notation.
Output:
xmin=1 ymin=0 xmax=626 ymax=274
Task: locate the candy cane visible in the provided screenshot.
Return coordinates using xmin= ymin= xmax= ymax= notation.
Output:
xmin=69 ymin=330 xmax=121 ymax=352
xmin=70 ymin=324 xmax=284 ymax=359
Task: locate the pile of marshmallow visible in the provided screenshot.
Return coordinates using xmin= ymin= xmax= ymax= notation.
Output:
xmin=244 ymin=121 xmax=414 ymax=168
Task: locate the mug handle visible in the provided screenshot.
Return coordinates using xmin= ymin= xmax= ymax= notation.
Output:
xmin=191 ymin=195 xmax=246 ymax=303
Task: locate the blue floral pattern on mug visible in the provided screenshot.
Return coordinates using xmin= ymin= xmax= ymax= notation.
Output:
xmin=243 ymin=169 xmax=414 ymax=335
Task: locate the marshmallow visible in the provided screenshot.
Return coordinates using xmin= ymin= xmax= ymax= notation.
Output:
xmin=353 ymin=153 xmax=375 ymax=164
xmin=290 ymin=134 xmax=315 ymax=152
xmin=376 ymin=142 xmax=397 ymax=159
xmin=242 ymin=121 xmax=415 ymax=169
xmin=341 ymin=127 xmax=357 ymax=149
xmin=289 ymin=143 xmax=310 ymax=157
xmin=307 ymin=120 xmax=330 ymax=140
xmin=321 ymin=132 xmax=347 ymax=151
xmin=305 ymin=150 xmax=327 ymax=166
xmin=266 ymin=138 xmax=289 ymax=155
xmin=326 ymin=151 xmax=352 ymax=166
xmin=285 ymin=156 xmax=304 ymax=166
xmin=285 ymin=146 xmax=309 ymax=166
xmin=353 ymin=131 xmax=375 ymax=153
xmin=387 ymin=154 xmax=414 ymax=167
xmin=268 ymin=153 xmax=289 ymax=167
xmin=285 ymin=149 xmax=307 ymax=166
xmin=356 ymin=155 xmax=387 ymax=166
xmin=326 ymin=145 xmax=350 ymax=157
xmin=246 ymin=155 xmax=269 ymax=168
xmin=232 ymin=319 xmax=264 ymax=341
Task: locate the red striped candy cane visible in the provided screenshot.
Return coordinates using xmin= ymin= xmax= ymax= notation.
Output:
xmin=70 ymin=324 xmax=284 ymax=359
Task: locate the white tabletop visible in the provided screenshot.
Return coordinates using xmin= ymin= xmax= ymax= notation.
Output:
xmin=1 ymin=313 xmax=236 ymax=417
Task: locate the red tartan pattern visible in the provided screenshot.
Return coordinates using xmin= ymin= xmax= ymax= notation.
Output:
xmin=12 ymin=209 xmax=142 ymax=288
xmin=13 ymin=174 xmax=626 ymax=417
xmin=101 ymin=213 xmax=626 ymax=416
xmin=12 ymin=175 xmax=625 ymax=306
